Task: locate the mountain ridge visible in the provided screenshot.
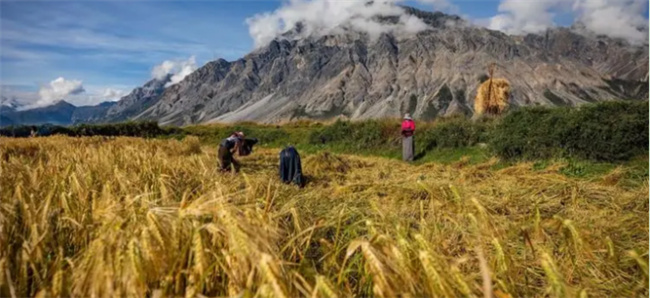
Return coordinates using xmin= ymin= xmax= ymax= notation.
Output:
xmin=133 ymin=6 xmax=647 ymax=125
xmin=3 ymin=6 xmax=647 ymax=126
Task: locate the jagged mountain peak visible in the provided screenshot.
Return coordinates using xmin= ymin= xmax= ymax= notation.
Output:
xmin=80 ymin=6 xmax=648 ymax=126
xmin=274 ymin=5 xmax=466 ymax=46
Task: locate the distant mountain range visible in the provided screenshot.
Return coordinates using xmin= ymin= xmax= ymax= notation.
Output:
xmin=1 ymin=97 xmax=22 ymax=111
xmin=1 ymin=7 xmax=647 ymax=127
xmin=0 ymin=75 xmax=169 ymax=127
xmin=0 ymin=100 xmax=117 ymax=126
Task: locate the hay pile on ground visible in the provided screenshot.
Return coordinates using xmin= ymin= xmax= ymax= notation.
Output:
xmin=475 ymin=78 xmax=511 ymax=115
xmin=0 ymin=136 xmax=647 ymax=298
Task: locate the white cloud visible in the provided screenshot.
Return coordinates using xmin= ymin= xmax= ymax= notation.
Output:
xmin=245 ymin=0 xmax=434 ymax=48
xmin=151 ymin=56 xmax=198 ymax=87
xmin=22 ymin=77 xmax=85 ymax=109
xmin=487 ymin=0 xmax=648 ymax=43
xmin=62 ymin=85 xmax=132 ymax=107
xmin=574 ymin=0 xmax=648 ymax=43
xmin=247 ymin=0 xmax=647 ymax=48
xmin=101 ymin=88 xmax=127 ymax=101
xmin=488 ymin=0 xmax=570 ymax=34
xmin=0 ymin=85 xmax=37 ymax=108
xmin=2 ymin=83 xmax=134 ymax=110
xmin=418 ymin=0 xmax=459 ymax=14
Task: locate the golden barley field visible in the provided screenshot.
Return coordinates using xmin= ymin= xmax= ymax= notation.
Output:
xmin=0 ymin=136 xmax=647 ymax=298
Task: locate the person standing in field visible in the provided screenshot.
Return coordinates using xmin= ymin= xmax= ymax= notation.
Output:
xmin=218 ymin=131 xmax=244 ymax=172
xmin=401 ymin=114 xmax=415 ymax=162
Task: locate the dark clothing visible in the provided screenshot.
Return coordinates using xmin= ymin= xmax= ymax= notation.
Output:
xmin=279 ymin=146 xmax=304 ymax=187
xmin=220 ymin=136 xmax=240 ymax=150
xmin=218 ymin=136 xmax=241 ymax=172
xmin=238 ymin=138 xmax=258 ymax=156
xmin=218 ymin=145 xmax=238 ymax=172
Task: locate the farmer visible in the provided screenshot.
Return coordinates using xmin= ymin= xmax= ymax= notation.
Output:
xmin=218 ymin=131 xmax=244 ymax=172
xmin=401 ymin=113 xmax=415 ymax=162
xmin=279 ymin=146 xmax=304 ymax=187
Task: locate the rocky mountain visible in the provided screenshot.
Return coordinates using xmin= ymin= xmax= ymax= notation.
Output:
xmin=71 ymin=101 xmax=117 ymax=124
xmin=100 ymin=75 xmax=170 ymax=123
xmin=0 ymin=100 xmax=116 ymax=126
xmin=5 ymin=7 xmax=646 ymax=126
xmin=122 ymin=7 xmax=647 ymax=125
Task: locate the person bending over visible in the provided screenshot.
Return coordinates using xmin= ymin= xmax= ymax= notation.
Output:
xmin=218 ymin=132 xmax=244 ymax=172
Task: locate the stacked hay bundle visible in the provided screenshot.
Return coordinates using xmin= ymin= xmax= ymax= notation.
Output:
xmin=474 ymin=78 xmax=511 ymax=116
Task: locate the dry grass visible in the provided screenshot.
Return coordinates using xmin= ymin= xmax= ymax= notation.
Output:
xmin=474 ymin=78 xmax=511 ymax=116
xmin=0 ymin=136 xmax=647 ymax=298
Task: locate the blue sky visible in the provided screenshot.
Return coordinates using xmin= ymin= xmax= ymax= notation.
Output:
xmin=0 ymin=0 xmax=647 ymax=107
xmin=1 ymin=1 xmax=281 ymax=99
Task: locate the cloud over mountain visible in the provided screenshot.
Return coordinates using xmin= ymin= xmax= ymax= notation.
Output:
xmin=25 ymin=77 xmax=85 ymax=109
xmin=101 ymin=88 xmax=127 ymax=101
xmin=247 ymin=0 xmax=648 ymax=48
xmin=488 ymin=0 xmax=648 ymax=43
xmin=245 ymin=0 xmax=441 ymax=48
xmin=574 ymin=0 xmax=648 ymax=43
xmin=151 ymin=56 xmax=198 ymax=87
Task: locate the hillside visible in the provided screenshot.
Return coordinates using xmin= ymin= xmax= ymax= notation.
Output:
xmin=99 ymin=75 xmax=170 ymax=123
xmin=119 ymin=6 xmax=648 ymax=125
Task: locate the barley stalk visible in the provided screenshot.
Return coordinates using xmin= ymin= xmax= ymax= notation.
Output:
xmin=0 ymin=136 xmax=646 ymax=298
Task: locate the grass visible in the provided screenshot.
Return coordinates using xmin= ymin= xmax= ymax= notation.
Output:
xmin=0 ymin=136 xmax=648 ymax=298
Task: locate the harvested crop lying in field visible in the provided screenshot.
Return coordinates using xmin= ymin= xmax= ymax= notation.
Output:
xmin=0 ymin=136 xmax=647 ymax=297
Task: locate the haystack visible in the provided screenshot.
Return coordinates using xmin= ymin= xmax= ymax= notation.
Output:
xmin=474 ymin=78 xmax=511 ymax=116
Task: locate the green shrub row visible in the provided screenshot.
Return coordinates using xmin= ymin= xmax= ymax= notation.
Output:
xmin=304 ymin=101 xmax=648 ymax=161
xmin=2 ymin=101 xmax=646 ymax=162
xmin=416 ymin=116 xmax=493 ymax=149
xmin=183 ymin=123 xmax=295 ymax=147
xmin=307 ymin=120 xmax=399 ymax=150
xmin=0 ymin=121 xmax=183 ymax=138
xmin=491 ymin=100 xmax=648 ymax=161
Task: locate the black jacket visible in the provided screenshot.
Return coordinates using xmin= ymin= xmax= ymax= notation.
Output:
xmin=239 ymin=138 xmax=258 ymax=156
xmin=279 ymin=146 xmax=304 ymax=187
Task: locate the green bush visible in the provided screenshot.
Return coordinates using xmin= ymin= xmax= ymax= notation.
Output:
xmin=231 ymin=125 xmax=289 ymax=146
xmin=0 ymin=121 xmax=182 ymax=138
xmin=490 ymin=107 xmax=569 ymax=159
xmin=184 ymin=124 xmax=293 ymax=147
xmin=71 ymin=121 xmax=169 ymax=138
xmin=0 ymin=125 xmax=44 ymax=137
xmin=491 ymin=101 xmax=648 ymax=161
xmin=417 ymin=116 xmax=492 ymax=152
xmin=308 ymin=119 xmax=397 ymax=150
xmin=565 ymin=101 xmax=648 ymax=161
